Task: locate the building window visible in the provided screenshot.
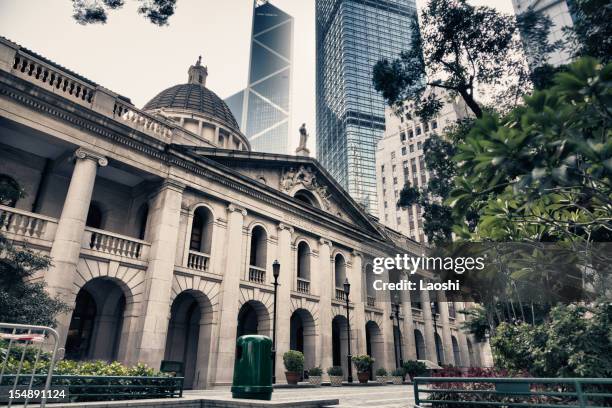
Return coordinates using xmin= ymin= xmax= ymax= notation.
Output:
xmin=392 ymin=164 xmax=397 ymax=172
xmin=391 ymin=151 xmax=396 ymax=159
xmin=384 ymin=201 xmax=388 ymax=208
xmin=401 ymin=147 xmax=407 ymax=155
xmin=409 ymin=144 xmax=414 ymax=153
xmin=381 ymin=164 xmax=385 ymax=172
xmin=424 ymin=122 xmax=429 ymax=132
xmin=334 ymin=254 xmax=346 ymax=289
xmin=297 ymin=241 xmax=311 ymax=281
xmin=417 ymin=141 xmax=422 ymax=150
xmin=249 ymin=226 xmax=268 ymax=268
xmin=382 ymin=177 xmax=386 ymax=185
xmin=393 ymin=177 xmax=398 ymax=185
xmin=432 ymin=120 xmax=438 ymax=129
xmin=400 ymin=131 xmax=406 ymax=141
xmin=408 ymin=130 xmax=414 ymax=139
xmin=190 ymin=206 xmax=213 ymax=254
xmin=416 ymin=127 xmax=422 ymax=136
xmin=86 ymin=202 xmax=104 ymax=229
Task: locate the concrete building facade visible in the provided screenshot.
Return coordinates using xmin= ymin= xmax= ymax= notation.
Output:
xmin=375 ymin=90 xmax=471 ymax=243
xmin=0 ymin=38 xmax=489 ymax=389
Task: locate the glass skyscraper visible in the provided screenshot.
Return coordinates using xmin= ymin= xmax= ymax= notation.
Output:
xmin=225 ymin=1 xmax=293 ymax=155
xmin=316 ymin=0 xmax=416 ymax=215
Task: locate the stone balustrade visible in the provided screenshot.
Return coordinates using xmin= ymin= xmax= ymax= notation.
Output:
xmin=367 ymin=296 xmax=376 ymax=307
xmin=83 ymin=227 xmax=150 ymax=261
xmin=11 ymin=52 xmax=95 ymax=106
xmin=248 ymin=265 xmax=266 ymax=284
xmin=112 ymin=99 xmax=174 ymax=141
xmin=335 ymin=288 xmax=346 ymax=301
xmin=296 ymin=277 xmax=310 ymax=294
xmin=187 ymin=250 xmax=210 ymax=272
xmin=0 ymin=204 xmax=57 ymax=242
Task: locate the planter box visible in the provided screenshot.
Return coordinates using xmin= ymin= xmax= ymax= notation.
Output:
xmin=391 ymin=375 xmax=403 ymax=385
xmin=376 ymin=375 xmax=387 ymax=384
xmin=329 ymin=375 xmax=343 ymax=386
xmin=308 ymin=376 xmax=322 ymax=386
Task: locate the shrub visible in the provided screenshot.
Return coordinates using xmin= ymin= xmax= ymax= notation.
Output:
xmin=375 ymin=367 xmax=388 ymax=376
xmin=327 ymin=366 xmax=343 ymax=376
xmin=308 ymin=366 xmax=323 ymax=376
xmin=402 ymin=360 xmax=427 ymax=378
xmin=391 ymin=368 xmax=405 ymax=377
xmin=282 ymin=350 xmax=304 ymax=373
xmin=351 ymin=355 xmax=374 ymax=373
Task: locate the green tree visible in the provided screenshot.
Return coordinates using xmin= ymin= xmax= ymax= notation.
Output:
xmin=0 ymin=182 xmax=69 ymax=327
xmin=71 ymin=0 xmax=176 ymax=25
xmin=565 ymin=0 xmax=612 ymax=63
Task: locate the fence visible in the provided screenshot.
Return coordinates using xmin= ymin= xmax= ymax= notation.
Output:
xmin=413 ymin=377 xmax=612 ymax=408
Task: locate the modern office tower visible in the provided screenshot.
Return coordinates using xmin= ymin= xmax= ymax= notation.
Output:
xmin=511 ymin=0 xmax=575 ymax=66
xmin=376 ymin=89 xmax=471 ymax=243
xmin=225 ymin=1 xmax=293 ymax=154
xmin=316 ymin=0 xmax=416 ymax=215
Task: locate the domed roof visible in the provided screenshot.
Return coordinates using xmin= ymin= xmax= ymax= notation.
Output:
xmin=143 ymin=58 xmax=240 ymax=133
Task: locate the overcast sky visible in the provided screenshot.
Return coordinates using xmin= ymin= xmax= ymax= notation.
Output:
xmin=0 ymin=0 xmax=513 ymax=151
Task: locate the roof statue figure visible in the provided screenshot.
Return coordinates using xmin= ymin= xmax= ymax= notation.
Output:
xmin=296 ymin=123 xmax=310 ymax=157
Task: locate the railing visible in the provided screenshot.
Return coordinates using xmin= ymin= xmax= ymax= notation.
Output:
xmin=335 ymin=288 xmax=346 ymax=301
xmin=113 ymin=99 xmax=173 ymax=141
xmin=12 ymin=52 xmax=95 ymax=106
xmin=367 ymin=296 xmax=376 ymax=307
xmin=413 ymin=377 xmax=612 ymax=408
xmin=1 ymin=374 xmax=183 ymax=403
xmin=83 ymin=227 xmax=150 ymax=261
xmin=187 ymin=250 xmax=210 ymax=271
xmin=248 ymin=265 xmax=266 ymax=284
xmin=297 ymin=278 xmax=310 ymax=294
xmin=0 ymin=205 xmax=57 ymax=241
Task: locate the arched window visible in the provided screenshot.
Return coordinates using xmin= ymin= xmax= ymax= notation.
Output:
xmin=190 ymin=206 xmax=213 ymax=254
xmin=0 ymin=174 xmax=21 ymax=207
xmin=297 ymin=241 xmax=310 ymax=280
xmin=86 ymin=202 xmax=103 ymax=229
xmin=452 ymin=336 xmax=461 ymax=366
xmin=294 ymin=189 xmax=320 ymax=209
xmin=334 ymin=253 xmax=346 ymax=289
xmin=414 ymin=329 xmax=426 ymax=360
xmin=249 ymin=226 xmax=267 ymax=268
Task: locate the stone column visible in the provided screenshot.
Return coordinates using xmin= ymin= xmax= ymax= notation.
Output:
xmin=46 ymin=148 xmax=107 ymax=346
xmin=381 ymin=270 xmax=397 ymax=369
xmin=438 ymin=291 xmax=455 ymax=366
xmin=317 ymin=238 xmax=333 ymax=380
xmin=212 ymin=204 xmax=246 ymax=385
xmin=399 ymin=284 xmax=417 ymax=361
xmin=420 ymin=285 xmax=438 ymax=364
xmin=455 ymin=301 xmax=471 ymax=367
xmin=133 ymin=179 xmax=184 ymax=367
xmin=350 ymin=251 xmax=367 ymax=355
xmin=274 ymin=223 xmax=294 ymax=382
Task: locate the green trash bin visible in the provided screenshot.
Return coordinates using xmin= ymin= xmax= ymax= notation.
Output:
xmin=231 ymin=335 xmax=273 ymax=400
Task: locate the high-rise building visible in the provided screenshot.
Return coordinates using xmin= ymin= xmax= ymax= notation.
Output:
xmin=315 ymin=0 xmax=416 ymax=215
xmin=512 ymin=0 xmax=575 ymax=66
xmin=376 ymin=89 xmax=471 ymax=243
xmin=225 ymin=1 xmax=293 ymax=154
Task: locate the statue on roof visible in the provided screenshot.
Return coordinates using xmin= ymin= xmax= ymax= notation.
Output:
xmin=296 ymin=123 xmax=310 ymax=157
xmin=196 ymin=55 xmax=202 ymax=66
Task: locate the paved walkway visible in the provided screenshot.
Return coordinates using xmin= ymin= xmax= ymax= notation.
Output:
xmin=185 ymin=384 xmax=416 ymax=408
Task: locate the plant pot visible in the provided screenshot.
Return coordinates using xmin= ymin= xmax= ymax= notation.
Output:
xmin=391 ymin=375 xmax=403 ymax=385
xmin=285 ymin=371 xmax=300 ymax=385
xmin=376 ymin=375 xmax=386 ymax=384
xmin=329 ymin=375 xmax=343 ymax=386
xmin=308 ymin=376 xmax=322 ymax=386
xmin=357 ymin=371 xmax=370 ymax=384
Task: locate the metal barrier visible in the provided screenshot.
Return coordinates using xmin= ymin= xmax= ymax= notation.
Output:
xmin=2 ymin=374 xmax=184 ymax=402
xmin=413 ymin=377 xmax=612 ymax=408
xmin=0 ymin=323 xmax=60 ymax=408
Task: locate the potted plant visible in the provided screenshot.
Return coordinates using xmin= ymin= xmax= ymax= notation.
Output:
xmin=375 ymin=367 xmax=388 ymax=384
xmin=390 ymin=368 xmax=405 ymax=384
xmin=327 ymin=366 xmax=343 ymax=386
xmin=308 ymin=366 xmax=323 ymax=386
xmin=283 ymin=350 xmax=304 ymax=385
xmin=351 ymin=354 xmax=374 ymax=384
xmin=402 ymin=360 xmax=427 ymax=383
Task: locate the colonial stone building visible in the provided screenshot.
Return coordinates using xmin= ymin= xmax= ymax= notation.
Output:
xmin=0 ymin=37 xmax=489 ymax=389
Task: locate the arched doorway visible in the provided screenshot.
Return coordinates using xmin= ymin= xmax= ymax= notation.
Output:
xmin=434 ymin=332 xmax=445 ymax=365
xmin=414 ymin=329 xmax=426 ymax=360
xmin=365 ymin=321 xmax=384 ymax=379
xmin=164 ymin=290 xmax=213 ymax=389
xmin=332 ymin=315 xmax=349 ymax=379
xmin=237 ymin=300 xmax=271 ymax=338
xmin=65 ymin=278 xmax=128 ymax=361
xmin=290 ymin=309 xmax=316 ymax=372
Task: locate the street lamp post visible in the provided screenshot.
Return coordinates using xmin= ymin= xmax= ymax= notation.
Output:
xmin=390 ymin=302 xmax=404 ymax=368
xmin=343 ymin=278 xmax=353 ymax=383
xmin=271 ymin=260 xmax=280 ymax=384
xmin=431 ymin=301 xmax=441 ymax=366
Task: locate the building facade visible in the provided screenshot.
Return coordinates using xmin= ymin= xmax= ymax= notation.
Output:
xmin=225 ymin=0 xmax=293 ymax=155
xmin=512 ymin=0 xmax=575 ymax=66
xmin=376 ymin=90 xmax=471 ymax=243
xmin=315 ymin=0 xmax=416 ymax=216
xmin=0 ymin=38 xmax=489 ymax=389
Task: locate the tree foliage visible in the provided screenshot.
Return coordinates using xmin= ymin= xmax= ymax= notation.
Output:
xmin=565 ymin=0 xmax=612 ymax=63
xmin=491 ymin=303 xmax=612 ymax=378
xmin=71 ymin=0 xmax=176 ymax=26
xmin=373 ymin=0 xmax=556 ymax=120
